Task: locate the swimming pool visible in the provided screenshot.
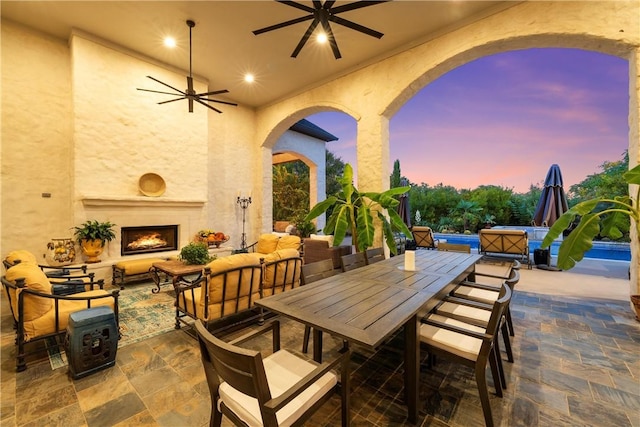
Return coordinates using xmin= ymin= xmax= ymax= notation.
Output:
xmin=433 ymin=232 xmax=631 ymax=261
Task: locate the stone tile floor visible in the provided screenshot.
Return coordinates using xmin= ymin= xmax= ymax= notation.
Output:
xmin=1 ymin=283 xmax=639 ymax=426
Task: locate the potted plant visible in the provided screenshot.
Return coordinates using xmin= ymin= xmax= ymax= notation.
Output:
xmin=305 ymin=163 xmax=412 ymax=253
xmin=541 ymin=163 xmax=640 ymax=320
xmin=73 ymin=220 xmax=116 ymax=263
xmin=179 ymin=242 xmax=215 ymax=265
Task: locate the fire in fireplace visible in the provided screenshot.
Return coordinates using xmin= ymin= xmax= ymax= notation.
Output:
xmin=121 ymin=225 xmax=178 ymax=256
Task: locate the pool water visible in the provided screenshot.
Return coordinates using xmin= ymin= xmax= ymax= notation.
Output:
xmin=433 ymin=232 xmax=631 ymax=262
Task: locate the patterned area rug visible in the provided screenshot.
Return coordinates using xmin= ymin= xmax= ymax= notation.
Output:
xmin=48 ymin=282 xmax=178 ymax=370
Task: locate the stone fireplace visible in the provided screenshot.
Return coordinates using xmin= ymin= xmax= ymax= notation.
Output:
xmin=120 ymin=225 xmax=178 ymax=256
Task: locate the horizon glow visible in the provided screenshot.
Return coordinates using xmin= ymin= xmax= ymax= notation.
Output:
xmin=307 ymin=48 xmax=629 ymax=193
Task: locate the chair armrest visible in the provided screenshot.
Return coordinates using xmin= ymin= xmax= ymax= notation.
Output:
xmin=264 ymin=346 xmax=350 ymax=413
xmin=443 ymin=295 xmax=494 ymax=311
xmin=229 ymin=320 xmax=281 ymax=353
xmin=421 ymin=318 xmax=493 ymax=342
xmin=39 ymin=264 xmax=88 ymax=276
xmin=458 ymin=280 xmax=502 ymax=292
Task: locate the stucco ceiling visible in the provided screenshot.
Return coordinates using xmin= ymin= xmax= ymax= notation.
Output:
xmin=1 ymin=1 xmax=511 ymax=109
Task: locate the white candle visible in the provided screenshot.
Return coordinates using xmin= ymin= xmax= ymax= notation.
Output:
xmin=404 ymin=250 xmax=416 ymax=271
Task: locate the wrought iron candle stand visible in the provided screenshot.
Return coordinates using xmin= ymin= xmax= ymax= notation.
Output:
xmin=237 ymin=196 xmax=252 ymax=250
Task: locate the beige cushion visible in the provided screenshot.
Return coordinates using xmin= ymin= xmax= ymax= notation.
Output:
xmin=219 ymin=349 xmax=337 ymax=426
xmin=276 ymin=235 xmax=301 ymax=251
xmin=309 ymin=234 xmax=334 ymax=247
xmin=420 ymin=313 xmax=484 ymax=361
xmin=24 ymin=290 xmax=114 ymax=342
xmin=436 ymin=302 xmax=491 ymax=324
xmin=5 ymin=263 xmax=53 ymax=321
xmin=479 ymin=229 xmax=528 ymax=254
xmin=5 ymin=250 xmax=38 ymax=266
xmin=115 ymin=258 xmax=165 ymax=275
xmin=256 ymin=234 xmax=280 ymax=254
xmin=453 ymin=286 xmax=499 ymax=304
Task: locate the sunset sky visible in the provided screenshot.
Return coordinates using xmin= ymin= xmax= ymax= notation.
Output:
xmin=308 ymin=48 xmax=629 ymax=193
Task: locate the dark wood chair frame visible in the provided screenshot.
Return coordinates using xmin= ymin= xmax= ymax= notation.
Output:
xmin=340 ymin=252 xmax=367 ymax=272
xmin=195 ymin=319 xmax=351 ymax=427
xmin=421 ymin=285 xmax=512 ymax=427
xmin=364 ymin=247 xmax=385 ymax=265
xmin=300 ymin=259 xmax=342 ymax=354
xmin=1 ymin=275 xmax=117 ymax=371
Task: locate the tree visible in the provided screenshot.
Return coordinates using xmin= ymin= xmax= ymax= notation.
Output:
xmin=450 ymin=200 xmax=482 ymax=232
xmin=325 ymin=150 xmax=346 ymax=197
xmin=568 ymin=151 xmax=628 ymax=205
xmin=468 ymin=185 xmax=513 ymax=226
xmin=272 ymin=163 xmax=309 ymax=221
xmin=390 ymin=159 xmax=402 ymax=189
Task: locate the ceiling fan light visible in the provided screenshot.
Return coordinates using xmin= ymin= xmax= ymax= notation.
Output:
xmin=244 ymin=73 xmax=255 ymax=83
xmin=316 ymin=33 xmax=328 ymax=44
xmin=163 ymin=37 xmax=176 ymax=48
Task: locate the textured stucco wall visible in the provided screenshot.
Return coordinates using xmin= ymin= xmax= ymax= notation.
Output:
xmin=1 ymin=21 xmax=73 ymax=262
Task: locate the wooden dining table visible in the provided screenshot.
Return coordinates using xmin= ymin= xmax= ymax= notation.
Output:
xmin=255 ymin=249 xmax=482 ymax=424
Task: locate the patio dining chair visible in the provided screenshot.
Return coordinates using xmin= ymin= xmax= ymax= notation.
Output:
xmin=195 ymin=319 xmax=351 ymax=427
xmin=364 ymin=247 xmax=385 ymax=264
xmin=437 ymin=242 xmax=471 ymax=253
xmin=301 ymin=259 xmax=342 ymax=354
xmin=420 ymin=284 xmax=512 ymax=427
xmin=340 ymin=252 xmax=367 ymax=272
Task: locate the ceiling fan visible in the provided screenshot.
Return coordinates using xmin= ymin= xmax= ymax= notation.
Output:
xmin=137 ymin=20 xmax=237 ymax=113
xmin=253 ymin=0 xmax=388 ymax=59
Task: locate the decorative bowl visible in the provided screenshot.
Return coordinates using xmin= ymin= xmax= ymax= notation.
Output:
xmin=139 ymin=173 xmax=166 ymax=197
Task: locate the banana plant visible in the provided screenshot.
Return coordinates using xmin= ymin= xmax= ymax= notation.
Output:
xmin=541 ymin=164 xmax=640 ymax=273
xmin=305 ymin=163 xmax=412 ymax=253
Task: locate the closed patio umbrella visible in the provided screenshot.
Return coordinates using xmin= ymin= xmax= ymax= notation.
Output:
xmin=397 ymin=179 xmax=411 ymax=228
xmin=532 ymin=164 xmax=569 ymax=227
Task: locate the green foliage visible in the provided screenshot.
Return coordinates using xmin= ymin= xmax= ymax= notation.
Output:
xmin=450 ymin=200 xmax=483 ymax=232
xmin=468 ymin=185 xmax=513 ymax=226
xmin=179 ymin=242 xmax=215 ymax=265
xmin=542 ymin=163 xmax=640 ymax=271
xmin=291 ymin=209 xmax=317 ymax=238
xmin=305 ymin=164 xmax=412 ymax=253
xmin=272 ymin=162 xmax=310 ymax=222
xmin=390 ymin=159 xmax=402 ymax=189
xmin=325 ymin=150 xmax=346 ymax=198
xmin=73 ymin=220 xmax=116 ymax=244
xmin=568 ymin=151 xmax=628 ymax=204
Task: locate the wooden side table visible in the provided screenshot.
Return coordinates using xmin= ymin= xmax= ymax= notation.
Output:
xmin=149 ymin=260 xmax=205 ymax=294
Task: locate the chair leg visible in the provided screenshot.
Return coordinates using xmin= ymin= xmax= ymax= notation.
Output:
xmin=501 ymin=322 xmax=514 ymax=363
xmin=302 ymin=326 xmax=311 ymax=353
xmin=210 ymin=398 xmax=223 ymax=427
xmin=489 ymin=347 xmax=504 ymax=396
xmin=475 ymin=357 xmax=495 ymax=427
xmin=506 ymin=307 xmax=515 ymax=337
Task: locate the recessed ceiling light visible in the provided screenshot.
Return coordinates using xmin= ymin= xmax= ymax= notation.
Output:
xmin=316 ymin=33 xmax=328 ymax=44
xmin=163 ymin=37 xmax=176 ymax=48
xmin=244 ymin=73 xmax=255 ymax=83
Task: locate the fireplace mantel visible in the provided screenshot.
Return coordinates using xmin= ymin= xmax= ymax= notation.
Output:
xmin=81 ymin=196 xmax=206 ymax=208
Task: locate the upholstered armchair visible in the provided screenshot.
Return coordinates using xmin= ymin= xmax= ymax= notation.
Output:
xmin=302 ymin=235 xmax=352 ymax=270
xmin=1 ymin=262 xmax=118 ymax=371
xmin=4 ymin=250 xmax=92 ymax=295
xmin=175 ymin=253 xmax=264 ymax=331
xmin=260 ymin=248 xmax=303 ymax=297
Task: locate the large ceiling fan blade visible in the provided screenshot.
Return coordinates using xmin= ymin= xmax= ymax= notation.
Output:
xmin=137 ymin=88 xmax=186 ymax=96
xmin=195 ymin=98 xmax=223 ymax=114
xmin=321 ymin=19 xmax=341 ymax=59
xmin=331 ymin=0 xmax=390 ymax=15
xmin=157 ymin=96 xmax=187 ymax=105
xmin=329 ymin=15 xmax=384 ymax=39
xmin=197 ymin=89 xmax=229 ymax=97
xmin=253 ymin=15 xmax=313 ymax=35
xmin=278 ymin=0 xmax=316 ymax=14
xmin=145 ymin=76 xmax=185 ymax=95
xmin=291 ymin=19 xmax=319 ymax=58
xmin=200 ymin=98 xmax=238 ymax=107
